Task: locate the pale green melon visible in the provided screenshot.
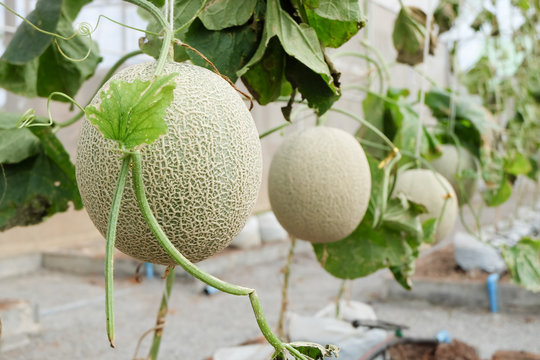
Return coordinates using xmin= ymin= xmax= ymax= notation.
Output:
xmin=393 ymin=169 xmax=458 ymax=243
xmin=430 ymin=144 xmax=479 ymax=204
xmin=268 ymin=126 xmax=371 ymax=243
xmin=76 ymin=62 xmax=262 ymax=265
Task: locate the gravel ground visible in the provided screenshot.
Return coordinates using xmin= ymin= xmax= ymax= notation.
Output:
xmin=1 ymin=242 xmax=539 ymax=360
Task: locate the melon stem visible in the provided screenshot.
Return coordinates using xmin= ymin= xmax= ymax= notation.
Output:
xmin=277 ymin=236 xmax=297 ymax=340
xmin=129 ymin=151 xmax=296 ymax=356
xmin=125 ymin=0 xmax=172 ymax=76
xmin=105 ymin=154 xmax=131 ymax=348
xmin=147 ymin=267 xmax=176 ymax=359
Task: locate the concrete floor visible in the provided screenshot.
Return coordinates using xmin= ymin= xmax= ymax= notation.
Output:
xmin=1 ymin=242 xmax=539 ymax=360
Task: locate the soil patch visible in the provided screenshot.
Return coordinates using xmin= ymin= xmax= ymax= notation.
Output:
xmin=388 ymin=340 xmax=540 ymax=360
xmin=413 ymin=245 xmax=510 ymax=283
xmin=492 ymin=350 xmax=540 ymax=360
xmin=389 ymin=340 xmax=479 ymax=360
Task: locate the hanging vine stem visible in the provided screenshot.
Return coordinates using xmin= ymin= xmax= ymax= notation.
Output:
xmin=331 ymin=51 xmax=386 ymax=92
xmin=124 ymin=0 xmax=170 ymax=76
xmin=335 ymin=280 xmax=347 ymax=319
xmin=327 ymin=107 xmax=398 ymax=154
xmin=105 ymin=154 xmax=132 ymax=348
xmin=129 ymin=151 xmax=308 ymax=360
xmin=147 ymin=267 xmax=176 ymax=360
xmin=277 ymin=236 xmax=297 ymax=341
xmin=414 ymin=0 xmax=435 ymax=163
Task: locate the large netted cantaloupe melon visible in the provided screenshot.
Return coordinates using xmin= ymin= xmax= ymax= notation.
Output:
xmin=393 ymin=169 xmax=458 ymax=243
xmin=430 ymin=144 xmax=479 ymax=204
xmin=76 ymin=62 xmax=263 ymax=265
xmin=268 ymin=126 xmax=371 ymax=243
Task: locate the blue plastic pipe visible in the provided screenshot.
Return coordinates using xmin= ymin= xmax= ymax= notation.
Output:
xmin=436 ymin=330 xmax=451 ymax=344
xmin=145 ymin=262 xmax=155 ymax=278
xmin=487 ymin=273 xmax=499 ymax=313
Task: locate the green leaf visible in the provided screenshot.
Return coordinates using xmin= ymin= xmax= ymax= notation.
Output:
xmin=504 ymin=152 xmax=532 ymax=176
xmin=148 ymin=0 xmax=165 ymax=7
xmin=313 ymin=213 xmax=413 ymax=279
xmin=383 ymin=93 xmax=434 ymax=160
xmin=241 ymin=37 xmax=287 ymax=105
xmin=0 ymin=113 xmax=40 ymax=164
xmin=0 ymin=130 xmax=81 ymax=231
xmin=309 ymin=0 xmax=362 ymax=21
xmin=285 ymin=56 xmax=339 ymax=115
xmin=273 ymin=343 xmax=339 ymax=360
xmin=512 ymin=0 xmax=530 ymax=9
xmin=1 ymin=0 xmax=62 ymax=64
xmin=390 ymin=250 xmax=418 ymax=290
xmin=382 ymin=196 xmax=425 ymax=240
xmin=482 ymin=176 xmax=512 ymax=207
xmin=433 ymin=0 xmax=459 ymax=34
xmin=199 ymin=0 xmax=258 ymax=30
xmin=392 ymin=6 xmax=436 ymax=66
xmin=304 ymin=0 xmax=365 ymax=48
xmin=266 ymin=0 xmax=331 ymax=78
xmin=85 ymin=74 xmax=176 ymax=149
xmin=36 ymin=14 xmax=102 ymax=99
xmin=236 ymin=0 xmax=339 ymax=113
xmin=29 ymin=127 xmax=81 ymax=209
xmin=0 ymin=13 xmax=101 ymax=99
xmin=422 ymin=218 xmax=437 ymax=244
xmin=62 ymin=0 xmax=93 ymax=21
xmin=305 ymin=9 xmax=360 ymax=48
xmin=425 ymin=88 xmax=494 ymax=157
xmin=501 ymin=237 xmax=540 ymax=293
xmin=184 ymin=18 xmax=259 ymax=82
xmin=0 ymin=58 xmax=39 ymax=97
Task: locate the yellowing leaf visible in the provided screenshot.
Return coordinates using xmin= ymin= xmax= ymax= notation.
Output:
xmin=85 ymin=73 xmax=177 ymax=149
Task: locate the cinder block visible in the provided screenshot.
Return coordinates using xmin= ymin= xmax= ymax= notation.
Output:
xmin=0 ymin=299 xmax=40 ymax=353
xmin=0 ymin=254 xmax=42 ymax=280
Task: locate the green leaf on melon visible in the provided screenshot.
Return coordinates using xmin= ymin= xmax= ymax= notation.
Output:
xmin=85 ymin=74 xmax=177 ymax=149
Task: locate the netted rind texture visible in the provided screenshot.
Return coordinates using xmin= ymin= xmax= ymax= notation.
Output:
xmin=268 ymin=127 xmax=371 ymax=243
xmin=429 ymin=144 xmax=478 ymax=204
xmin=393 ymin=169 xmax=458 ymax=243
xmin=76 ymin=62 xmax=262 ymax=265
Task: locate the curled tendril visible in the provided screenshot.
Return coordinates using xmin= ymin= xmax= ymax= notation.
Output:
xmin=17 ymin=92 xmax=85 ymax=129
xmin=77 ymin=21 xmax=94 ymax=37
xmin=0 ymin=2 xmax=160 ymax=65
xmin=17 ymin=109 xmax=49 ymax=128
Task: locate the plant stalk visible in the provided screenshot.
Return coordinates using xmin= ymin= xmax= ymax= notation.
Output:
xmin=129 ymin=151 xmax=292 ymax=355
xmin=259 ymin=122 xmax=290 ymax=139
xmin=277 ymin=236 xmax=297 ymax=340
xmin=335 ymin=280 xmax=347 ymax=319
xmin=124 ymin=0 xmax=171 ymax=76
xmin=147 ymin=267 xmax=176 ymax=360
xmin=105 ymin=154 xmax=132 ymax=348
